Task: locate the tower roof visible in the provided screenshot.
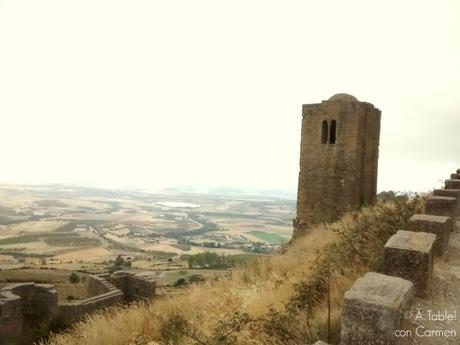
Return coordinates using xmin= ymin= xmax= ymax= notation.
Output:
xmin=328 ymin=93 xmax=358 ymax=102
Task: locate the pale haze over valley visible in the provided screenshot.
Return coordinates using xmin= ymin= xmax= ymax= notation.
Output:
xmin=1 ymin=0 xmax=459 ymax=195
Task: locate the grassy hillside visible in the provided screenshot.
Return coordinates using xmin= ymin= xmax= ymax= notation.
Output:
xmin=43 ymin=197 xmax=424 ymax=345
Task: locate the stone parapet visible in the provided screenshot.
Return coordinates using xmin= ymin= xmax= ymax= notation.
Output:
xmin=408 ymin=214 xmax=451 ymax=255
xmin=445 ymin=179 xmax=460 ymax=189
xmin=341 ymin=272 xmax=414 ymax=345
xmin=433 ymin=189 xmax=460 ymax=214
xmin=384 ymin=230 xmax=435 ymax=295
xmin=425 ymin=196 xmax=457 ymax=231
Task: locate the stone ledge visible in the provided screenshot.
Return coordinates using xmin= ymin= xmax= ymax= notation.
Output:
xmin=425 ymin=196 xmax=457 ymax=231
xmin=385 ymin=230 xmax=436 ymax=254
xmin=433 ymin=189 xmax=460 ymax=213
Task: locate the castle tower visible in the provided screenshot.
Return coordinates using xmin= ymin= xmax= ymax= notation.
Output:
xmin=293 ymin=93 xmax=381 ymax=238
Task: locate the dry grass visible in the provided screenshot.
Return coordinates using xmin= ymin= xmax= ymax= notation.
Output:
xmin=43 ymin=197 xmax=424 ymax=345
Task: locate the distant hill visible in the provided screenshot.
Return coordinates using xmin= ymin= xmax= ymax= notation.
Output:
xmin=34 ymin=199 xmax=69 ymax=208
xmin=165 ymin=185 xmax=296 ymax=199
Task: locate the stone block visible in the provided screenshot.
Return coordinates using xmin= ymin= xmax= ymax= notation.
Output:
xmin=433 ymin=189 xmax=460 ymax=213
xmin=408 ymin=214 xmax=451 ymax=255
xmin=425 ymin=196 xmax=457 ymax=231
xmin=341 ymin=272 xmax=414 ymax=345
xmin=450 ymin=173 xmax=459 ymax=180
xmin=384 ymin=230 xmax=435 ymax=294
xmin=445 ymin=179 xmax=460 ymax=189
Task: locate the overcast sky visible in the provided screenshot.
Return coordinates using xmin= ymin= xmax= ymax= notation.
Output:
xmin=0 ymin=0 xmax=459 ymax=194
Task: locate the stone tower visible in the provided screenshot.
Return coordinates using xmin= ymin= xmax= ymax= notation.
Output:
xmin=293 ymin=93 xmax=381 ymax=238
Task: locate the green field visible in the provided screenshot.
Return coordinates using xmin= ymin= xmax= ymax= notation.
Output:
xmin=248 ymin=231 xmax=286 ymax=244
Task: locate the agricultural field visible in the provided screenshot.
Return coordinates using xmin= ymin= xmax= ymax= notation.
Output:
xmin=0 ymin=184 xmax=295 ymax=285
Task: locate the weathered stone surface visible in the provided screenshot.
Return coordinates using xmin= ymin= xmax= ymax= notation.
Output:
xmin=425 ymin=196 xmax=457 ymax=231
xmin=0 ymin=283 xmax=58 ymax=342
xmin=58 ymin=289 xmax=124 ymax=324
xmin=0 ymin=271 xmax=156 ymax=341
xmin=384 ymin=230 xmax=435 ymax=294
xmin=341 ymin=272 xmax=414 ymax=345
xmin=450 ymin=173 xmax=459 ymax=180
xmin=0 ymin=289 xmax=23 ymax=343
xmin=408 ymin=214 xmax=451 ymax=255
xmin=293 ymin=94 xmax=381 ymax=238
xmin=312 ymin=341 xmax=330 ymax=345
xmin=445 ymin=179 xmax=460 ymax=189
xmin=105 ymin=271 xmax=156 ymax=301
xmin=433 ymin=189 xmax=460 ymax=213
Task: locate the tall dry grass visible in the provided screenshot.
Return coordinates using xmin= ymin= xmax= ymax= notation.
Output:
xmin=42 ymin=197 xmax=424 ymax=345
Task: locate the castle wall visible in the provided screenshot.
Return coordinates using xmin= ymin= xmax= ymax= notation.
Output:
xmin=58 ymin=290 xmax=124 ymax=324
xmin=87 ymin=274 xmax=118 ymax=296
xmin=0 ymin=290 xmax=23 ymax=344
xmin=0 ymin=283 xmax=58 ymax=343
xmin=105 ymin=271 xmax=155 ymax=301
xmin=125 ymin=274 xmax=156 ymax=300
xmin=0 ymin=271 xmax=156 ymax=342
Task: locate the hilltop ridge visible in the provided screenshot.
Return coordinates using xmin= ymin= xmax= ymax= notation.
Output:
xmin=42 ymin=197 xmax=424 ymax=345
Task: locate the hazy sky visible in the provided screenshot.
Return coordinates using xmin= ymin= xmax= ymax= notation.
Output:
xmin=1 ymin=1 xmax=459 ymax=194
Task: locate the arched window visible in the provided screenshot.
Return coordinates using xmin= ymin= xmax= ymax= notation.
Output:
xmin=321 ymin=120 xmax=328 ymax=144
xmin=329 ymin=120 xmax=336 ymax=144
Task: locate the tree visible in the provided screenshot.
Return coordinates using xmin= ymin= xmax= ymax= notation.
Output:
xmin=69 ymin=272 xmax=80 ymax=284
xmin=114 ymin=255 xmax=125 ymax=270
xmin=174 ymin=278 xmax=187 ymax=287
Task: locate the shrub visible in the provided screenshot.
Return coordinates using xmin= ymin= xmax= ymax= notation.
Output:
xmin=173 ymin=278 xmax=187 ymax=287
xmin=188 ymin=274 xmax=205 ymax=284
xmin=69 ymin=272 xmax=80 ymax=284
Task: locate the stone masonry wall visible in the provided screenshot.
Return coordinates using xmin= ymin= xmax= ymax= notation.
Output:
xmin=0 ymin=283 xmax=58 ymax=343
xmin=58 ymin=290 xmax=124 ymax=324
xmin=0 ymin=289 xmax=24 ymax=344
xmin=105 ymin=271 xmax=156 ymax=301
xmin=293 ymin=93 xmax=381 ymax=238
xmin=0 ymin=271 xmax=156 ymax=342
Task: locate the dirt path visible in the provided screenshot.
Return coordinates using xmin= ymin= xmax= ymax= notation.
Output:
xmin=396 ymin=219 xmax=460 ymax=345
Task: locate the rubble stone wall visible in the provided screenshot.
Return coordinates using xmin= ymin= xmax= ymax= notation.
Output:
xmin=0 ymin=271 xmax=155 ymax=342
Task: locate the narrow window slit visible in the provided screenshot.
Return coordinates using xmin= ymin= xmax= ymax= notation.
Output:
xmin=329 ymin=120 xmax=336 ymax=144
xmin=321 ymin=120 xmax=328 ymax=144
